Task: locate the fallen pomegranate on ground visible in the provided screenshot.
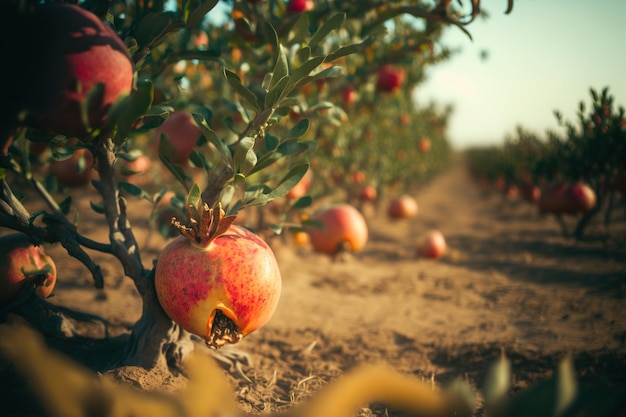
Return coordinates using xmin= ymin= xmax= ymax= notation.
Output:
xmin=306 ymin=204 xmax=368 ymax=256
xmin=387 ymin=195 xmax=418 ymax=219
xmin=5 ymin=3 xmax=134 ymax=139
xmin=417 ymin=230 xmax=447 ymax=259
xmin=0 ymin=233 xmax=57 ymax=305
xmin=155 ymin=196 xmax=282 ymax=348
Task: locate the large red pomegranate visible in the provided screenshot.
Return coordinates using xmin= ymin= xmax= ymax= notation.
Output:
xmin=307 ymin=204 xmax=368 ymax=256
xmin=0 ymin=234 xmax=57 ymax=305
xmin=155 ymin=203 xmax=282 ymax=348
xmin=5 ymin=3 xmax=134 ymax=139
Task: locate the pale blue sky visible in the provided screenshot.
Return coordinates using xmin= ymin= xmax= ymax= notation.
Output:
xmin=413 ymin=1 xmax=626 ymax=149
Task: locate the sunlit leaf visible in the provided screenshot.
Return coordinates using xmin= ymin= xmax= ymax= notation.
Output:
xmin=193 ymin=114 xmax=232 ymax=168
xmin=308 ymin=13 xmax=345 ymax=50
xmin=224 ymin=68 xmax=260 ymax=109
xmin=286 ymin=119 xmax=310 ymax=139
xmin=233 ymin=136 xmax=257 ymax=175
xmin=186 ymin=0 xmax=219 ymax=28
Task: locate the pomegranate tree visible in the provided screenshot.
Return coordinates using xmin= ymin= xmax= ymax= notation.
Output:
xmin=0 ymin=233 xmax=57 ymax=305
xmin=155 ymin=191 xmax=281 ymax=348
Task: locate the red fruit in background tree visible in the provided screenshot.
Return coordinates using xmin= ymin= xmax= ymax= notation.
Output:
xmin=538 ymin=181 xmax=596 ymax=215
xmin=520 ymin=184 xmax=541 ymax=203
xmin=351 ymin=171 xmax=366 ymax=185
xmin=0 ymin=233 xmax=57 ymax=305
xmin=341 ymin=86 xmax=358 ymax=107
xmin=359 ymin=185 xmax=378 ymax=202
xmin=376 ymin=65 xmax=406 ymax=93
xmin=286 ymin=169 xmax=313 ymax=199
xmin=417 ymin=230 xmax=447 ymax=259
xmin=49 ymin=148 xmax=95 ymax=188
xmin=387 ymin=195 xmax=418 ymax=219
xmin=13 ymin=3 xmax=134 ymax=139
xmin=418 ymin=137 xmax=431 ymax=153
xmin=155 ymin=202 xmax=282 ymax=348
xmin=287 ymin=0 xmax=314 ymax=13
xmin=155 ymin=111 xmax=202 ymax=165
xmin=307 ymin=204 xmax=368 ymax=255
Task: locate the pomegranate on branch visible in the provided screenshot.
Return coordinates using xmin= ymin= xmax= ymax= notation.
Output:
xmin=0 ymin=234 xmax=57 ymax=305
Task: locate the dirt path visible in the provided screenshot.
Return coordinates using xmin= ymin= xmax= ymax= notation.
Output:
xmin=33 ymin=158 xmax=626 ymax=415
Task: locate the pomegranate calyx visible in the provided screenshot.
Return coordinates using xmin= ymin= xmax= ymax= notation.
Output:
xmin=205 ymin=309 xmax=243 ymax=349
xmin=171 ymin=202 xmax=237 ymax=248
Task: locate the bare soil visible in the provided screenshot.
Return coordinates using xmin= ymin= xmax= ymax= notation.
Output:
xmin=6 ymin=160 xmax=626 ymax=416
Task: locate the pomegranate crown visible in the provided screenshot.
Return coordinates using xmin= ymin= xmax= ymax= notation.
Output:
xmin=171 ymin=184 xmax=237 ymax=248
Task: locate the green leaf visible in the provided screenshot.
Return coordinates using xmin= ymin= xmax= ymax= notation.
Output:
xmin=189 ymin=149 xmax=210 ymax=170
xmin=135 ymin=12 xmax=175 ymax=47
xmin=291 ymin=195 xmax=312 ymax=209
xmin=224 ymin=68 xmax=260 ymax=109
xmin=109 ymin=79 xmax=154 ymax=143
xmin=263 ymin=21 xmax=280 ymax=54
xmin=555 ymin=357 xmax=577 ymax=416
xmin=59 ymin=196 xmax=72 ymax=216
xmin=270 ymin=45 xmax=289 ymax=90
xmin=483 ymin=353 xmax=511 ymax=404
xmin=158 ymin=134 xmax=192 ymax=186
xmin=186 ymin=0 xmax=219 ymax=28
xmin=233 ymin=136 xmax=257 ymax=175
xmin=325 ymin=43 xmax=365 ymax=62
xmin=187 ymin=183 xmax=202 ymax=211
xmin=289 ymin=13 xmax=310 ymax=45
xmin=308 ymin=13 xmax=345 ymax=50
xmin=296 ymin=46 xmax=311 ymax=64
xmin=286 ymin=119 xmax=310 ymax=139
xmin=250 ymin=141 xmax=310 ymax=175
xmin=265 ymin=75 xmax=291 ymax=109
xmin=80 ymin=82 xmax=105 ymax=135
xmin=193 ymin=113 xmax=232 ymax=168
xmin=267 ymin=163 xmax=309 ymax=200
xmin=118 ymin=181 xmax=145 ymax=198
xmin=291 ymin=56 xmax=325 ymax=84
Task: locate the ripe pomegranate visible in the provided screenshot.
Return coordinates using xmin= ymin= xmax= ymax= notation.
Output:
xmin=376 ymin=65 xmax=406 ymax=93
xmin=387 ymin=195 xmax=418 ymax=219
xmin=155 ymin=203 xmax=282 ymax=348
xmin=538 ymin=181 xmax=596 ymax=215
xmin=418 ymin=137 xmax=431 ymax=153
xmin=0 ymin=233 xmax=57 ymax=305
xmin=154 ymin=111 xmax=202 ymax=165
xmin=417 ymin=230 xmax=447 ymax=259
xmin=307 ymin=204 xmax=368 ymax=255
xmin=341 ymin=86 xmax=358 ymax=107
xmin=359 ymin=185 xmax=378 ymax=202
xmin=287 ymin=0 xmax=314 ymax=13
xmin=11 ymin=3 xmax=134 ymax=139
xmin=286 ymin=169 xmax=313 ymax=199
xmin=49 ymin=148 xmax=95 ymax=188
